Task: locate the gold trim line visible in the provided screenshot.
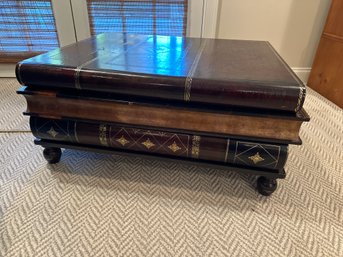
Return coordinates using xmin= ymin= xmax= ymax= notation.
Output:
xmin=184 ymin=39 xmax=208 ymax=101
xmin=224 ymin=139 xmax=230 ymax=162
xmin=295 ymin=86 xmax=306 ymax=113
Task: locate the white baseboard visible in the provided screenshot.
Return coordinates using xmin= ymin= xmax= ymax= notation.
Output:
xmin=292 ymin=67 xmax=311 ymax=84
xmin=0 ymin=64 xmax=16 ymax=77
xmin=0 ymin=63 xmax=312 ymax=84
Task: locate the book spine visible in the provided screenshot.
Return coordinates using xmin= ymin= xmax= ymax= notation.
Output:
xmin=16 ymin=63 xmax=79 ymax=90
xmin=190 ymin=78 xmax=306 ymax=113
xmin=16 ymin=62 xmax=187 ymax=100
xmin=30 ymin=117 xmax=288 ymax=170
xmin=16 ymin=67 xmax=305 ymax=113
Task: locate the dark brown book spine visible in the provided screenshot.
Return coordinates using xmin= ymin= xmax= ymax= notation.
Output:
xmin=16 ymin=63 xmax=305 ymax=112
xmin=30 ymin=117 xmax=288 ymax=170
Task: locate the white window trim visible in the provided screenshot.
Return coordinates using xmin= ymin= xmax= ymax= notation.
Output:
xmin=0 ymin=64 xmax=16 ymax=77
xmin=187 ymin=0 xmax=203 ymax=37
xmin=201 ymin=0 xmax=219 ymax=38
xmin=70 ymin=0 xmax=91 ymax=41
xmin=51 ymin=0 xmax=77 ymax=46
xmin=184 ymin=0 xmax=220 ymax=38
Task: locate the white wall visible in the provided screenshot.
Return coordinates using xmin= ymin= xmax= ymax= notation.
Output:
xmin=216 ymin=0 xmax=332 ymax=82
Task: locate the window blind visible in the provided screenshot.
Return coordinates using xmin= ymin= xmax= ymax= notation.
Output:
xmin=87 ymin=0 xmax=188 ymax=37
xmin=0 ymin=0 xmax=59 ymax=62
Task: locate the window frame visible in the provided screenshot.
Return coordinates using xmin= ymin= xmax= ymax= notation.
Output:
xmin=51 ymin=0 xmax=77 ymax=46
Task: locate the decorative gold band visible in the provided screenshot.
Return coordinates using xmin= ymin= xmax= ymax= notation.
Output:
xmin=191 ymin=135 xmax=201 ymax=158
xmin=99 ymin=124 xmax=109 ymax=146
xmin=224 ymin=139 xmax=230 ymax=162
xmin=184 ymin=39 xmax=208 ymax=101
xmin=75 ymin=56 xmax=99 ymax=90
xmin=295 ymin=86 xmax=306 ymax=112
xmin=74 ymin=35 xmax=147 ymax=90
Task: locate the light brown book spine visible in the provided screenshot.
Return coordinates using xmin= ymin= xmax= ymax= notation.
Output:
xmin=21 ymin=89 xmax=306 ymax=142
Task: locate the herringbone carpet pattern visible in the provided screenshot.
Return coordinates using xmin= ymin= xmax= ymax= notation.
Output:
xmin=0 ymin=79 xmax=342 ymax=257
xmin=0 ymin=79 xmax=29 ymax=131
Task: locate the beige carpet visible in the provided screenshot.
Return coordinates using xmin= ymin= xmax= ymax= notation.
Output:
xmin=0 ymin=79 xmax=342 ymax=257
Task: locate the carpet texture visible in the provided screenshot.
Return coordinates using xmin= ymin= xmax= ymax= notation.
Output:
xmin=0 ymin=79 xmax=29 ymax=131
xmin=0 ymin=79 xmax=342 ymax=257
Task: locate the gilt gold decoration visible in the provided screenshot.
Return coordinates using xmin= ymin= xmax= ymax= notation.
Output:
xmin=99 ymin=124 xmax=108 ymax=146
xmin=116 ymin=135 xmax=129 ymax=146
xmin=142 ymin=138 xmax=155 ymax=149
xmin=248 ymin=152 xmax=265 ymax=164
xmin=233 ymin=142 xmax=281 ymax=169
xmin=295 ymin=86 xmax=305 ymax=113
xmin=110 ymin=127 xmax=189 ymax=156
xmin=132 ymin=129 xmax=141 ymax=134
xmin=184 ymin=39 xmax=208 ymax=102
xmin=184 ymin=77 xmax=192 ymax=101
xmin=47 ymin=127 xmax=58 ymax=138
xmin=168 ymin=141 xmax=181 ymax=153
xmin=191 ymin=135 xmax=201 ymax=158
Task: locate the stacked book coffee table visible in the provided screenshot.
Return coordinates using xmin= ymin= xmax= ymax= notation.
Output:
xmin=16 ymin=33 xmax=309 ymax=196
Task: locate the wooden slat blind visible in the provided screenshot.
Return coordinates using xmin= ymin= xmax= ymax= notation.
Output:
xmin=87 ymin=0 xmax=188 ymax=37
xmin=0 ymin=0 xmax=59 ymax=62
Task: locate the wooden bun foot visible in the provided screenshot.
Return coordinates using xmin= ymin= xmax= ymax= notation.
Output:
xmin=43 ymin=147 xmax=62 ymax=164
xmin=257 ymin=176 xmax=278 ymax=196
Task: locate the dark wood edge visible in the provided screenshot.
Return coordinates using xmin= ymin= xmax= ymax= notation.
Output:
xmin=34 ymin=139 xmax=287 ymax=179
xmin=18 ymin=86 xmax=310 ymax=121
xmin=297 ymin=107 xmax=311 ymax=121
xmin=25 ymin=112 xmax=301 ymax=145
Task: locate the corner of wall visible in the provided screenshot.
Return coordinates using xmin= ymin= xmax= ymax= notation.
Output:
xmin=292 ymin=67 xmax=312 ymax=84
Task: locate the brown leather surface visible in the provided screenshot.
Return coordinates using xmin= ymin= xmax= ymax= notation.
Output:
xmin=17 ymin=33 xmax=305 ymax=112
xmin=24 ymin=93 xmax=303 ymax=142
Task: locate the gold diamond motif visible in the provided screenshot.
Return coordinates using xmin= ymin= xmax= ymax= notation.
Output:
xmin=47 ymin=127 xmax=58 ymax=138
xmin=168 ymin=141 xmax=181 ymax=153
xmin=116 ymin=135 xmax=129 ymax=146
xmin=142 ymin=138 xmax=155 ymax=149
xmin=248 ymin=152 xmax=265 ymax=164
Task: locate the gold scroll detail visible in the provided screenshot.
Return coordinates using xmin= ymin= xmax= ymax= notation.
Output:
xmin=116 ymin=135 xmax=129 ymax=146
xmin=184 ymin=77 xmax=192 ymax=101
xmin=191 ymin=135 xmax=201 ymax=158
xmin=99 ymin=124 xmax=108 ymax=146
xmin=142 ymin=138 xmax=155 ymax=149
xmin=168 ymin=141 xmax=181 ymax=153
xmin=248 ymin=152 xmax=265 ymax=164
xmin=47 ymin=127 xmax=58 ymax=138
xmin=295 ymin=86 xmax=306 ymax=112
